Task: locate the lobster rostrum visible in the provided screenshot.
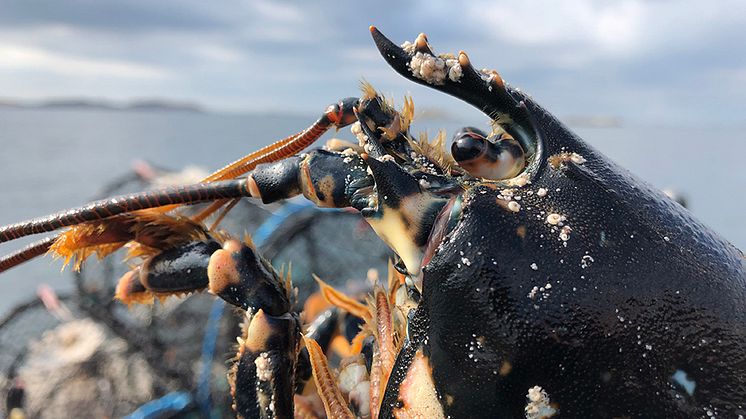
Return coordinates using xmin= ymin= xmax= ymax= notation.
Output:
xmin=1 ymin=27 xmax=745 ymax=418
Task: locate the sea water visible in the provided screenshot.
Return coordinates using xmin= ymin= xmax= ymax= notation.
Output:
xmin=0 ymin=108 xmax=743 ymax=315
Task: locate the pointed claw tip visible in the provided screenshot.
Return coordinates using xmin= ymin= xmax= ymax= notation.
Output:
xmin=458 ymin=51 xmax=471 ymax=67
xmin=415 ymin=33 xmax=432 ymax=53
xmin=369 ymin=25 xmax=377 ymax=33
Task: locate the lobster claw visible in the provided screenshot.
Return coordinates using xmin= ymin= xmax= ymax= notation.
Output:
xmin=369 ymin=26 xmax=538 ymax=158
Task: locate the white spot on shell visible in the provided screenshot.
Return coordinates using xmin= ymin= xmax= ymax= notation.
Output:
xmin=379 ymin=154 xmax=395 ymax=162
xmin=537 ymin=188 xmax=548 ymax=197
xmin=508 ymin=201 xmax=521 ymax=212
xmin=546 ymin=213 xmax=563 ymax=225
xmin=580 ymin=255 xmax=594 ymax=268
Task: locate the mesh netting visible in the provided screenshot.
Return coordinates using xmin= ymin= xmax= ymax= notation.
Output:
xmin=0 ymin=165 xmax=391 ymax=418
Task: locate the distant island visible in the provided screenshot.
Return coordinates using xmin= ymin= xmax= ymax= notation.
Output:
xmin=0 ymin=98 xmax=204 ymax=113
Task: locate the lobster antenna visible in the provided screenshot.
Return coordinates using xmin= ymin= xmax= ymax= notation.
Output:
xmin=0 ymin=236 xmax=57 ymax=273
xmin=0 ymin=178 xmax=251 ymax=243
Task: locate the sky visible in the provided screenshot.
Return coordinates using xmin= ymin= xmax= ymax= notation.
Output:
xmin=1 ymin=0 xmax=745 ymax=126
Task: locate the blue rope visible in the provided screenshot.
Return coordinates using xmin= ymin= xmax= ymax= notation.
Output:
xmin=195 ymin=298 xmax=225 ymax=417
xmin=252 ymin=199 xmax=315 ymax=244
xmin=123 ymin=391 xmax=192 ymax=419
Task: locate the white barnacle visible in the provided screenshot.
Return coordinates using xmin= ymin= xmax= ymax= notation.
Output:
xmin=446 ymin=59 xmax=463 ymax=82
xmin=409 ymin=51 xmax=462 ymax=85
xmin=525 ymin=386 xmax=557 ymax=419
xmin=570 ymin=153 xmax=586 ymax=164
xmin=508 ymin=201 xmax=521 ymax=213
xmin=507 ymin=173 xmax=531 ymax=187
xmin=350 ymin=121 xmax=362 ymax=136
xmin=537 ymin=188 xmax=548 ymax=197
xmin=254 ymin=352 xmax=272 ymax=382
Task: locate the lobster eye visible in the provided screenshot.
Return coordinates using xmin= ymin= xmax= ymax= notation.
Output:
xmin=451 ymin=127 xmax=526 ymax=180
xmin=451 ymin=127 xmax=488 ymax=162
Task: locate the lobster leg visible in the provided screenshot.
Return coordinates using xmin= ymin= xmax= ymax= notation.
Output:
xmin=116 ymin=234 xmax=301 ymax=418
xmin=248 ymin=149 xmax=372 ymax=210
xmin=209 ymin=238 xmax=300 ymax=419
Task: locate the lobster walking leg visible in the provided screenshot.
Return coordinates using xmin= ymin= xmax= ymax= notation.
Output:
xmin=248 ymin=149 xmax=371 ymax=209
xmin=209 ymin=239 xmax=300 ymax=419
xmin=117 ymin=234 xmax=302 ymax=418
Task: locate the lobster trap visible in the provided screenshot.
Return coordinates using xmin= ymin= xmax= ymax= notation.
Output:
xmin=0 ymin=164 xmax=391 ymax=418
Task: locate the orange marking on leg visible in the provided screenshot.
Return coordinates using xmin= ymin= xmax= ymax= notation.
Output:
xmin=115 ymin=269 xmax=155 ymax=305
xmin=350 ymin=330 xmax=368 ymax=355
xmin=207 ymin=248 xmax=241 ymax=296
xmin=393 ymin=350 xmax=445 ymax=419
xmin=330 ymin=334 xmax=355 ymax=358
xmin=244 ymin=309 xmax=274 ymax=353
xmin=302 ymin=292 xmax=332 ymax=325
xmin=314 ymin=275 xmax=371 ymax=321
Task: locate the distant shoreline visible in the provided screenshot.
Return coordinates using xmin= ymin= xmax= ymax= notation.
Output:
xmin=0 ymin=98 xmax=204 ymax=113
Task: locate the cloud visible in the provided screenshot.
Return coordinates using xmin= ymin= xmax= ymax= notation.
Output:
xmin=251 ymin=0 xmax=304 ymax=24
xmin=465 ymin=1 xmax=644 ymax=54
xmin=0 ymin=0 xmax=230 ymax=32
xmin=0 ymin=1 xmax=744 ymax=125
xmin=0 ymin=42 xmax=169 ymax=79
